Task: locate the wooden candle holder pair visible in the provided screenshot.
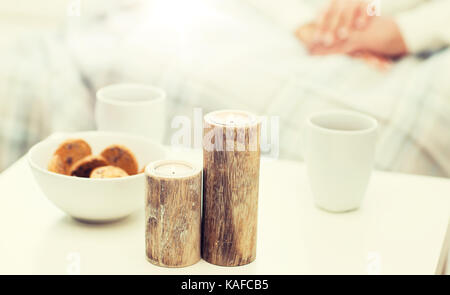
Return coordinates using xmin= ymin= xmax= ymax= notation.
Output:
xmin=145 ymin=110 xmax=261 ymax=268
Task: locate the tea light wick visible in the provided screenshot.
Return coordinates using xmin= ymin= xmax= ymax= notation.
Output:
xmin=226 ymin=115 xmax=238 ymax=125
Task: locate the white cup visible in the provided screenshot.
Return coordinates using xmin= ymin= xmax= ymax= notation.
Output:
xmin=304 ymin=110 xmax=378 ymax=212
xmin=95 ymin=83 xmax=166 ymax=143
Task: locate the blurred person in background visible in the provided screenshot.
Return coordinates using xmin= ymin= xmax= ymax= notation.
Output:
xmin=298 ymin=0 xmax=450 ymax=57
xmin=0 ymin=0 xmax=449 ymax=178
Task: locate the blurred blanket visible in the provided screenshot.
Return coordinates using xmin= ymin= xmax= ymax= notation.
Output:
xmin=0 ymin=0 xmax=449 ymax=178
xmin=0 ymin=33 xmax=95 ymax=170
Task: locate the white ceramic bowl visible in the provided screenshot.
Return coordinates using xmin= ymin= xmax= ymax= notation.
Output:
xmin=27 ymin=131 xmax=166 ymax=222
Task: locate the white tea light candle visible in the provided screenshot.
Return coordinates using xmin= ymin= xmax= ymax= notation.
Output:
xmin=152 ymin=162 xmax=195 ymax=176
xmin=145 ymin=160 xmax=202 ymax=268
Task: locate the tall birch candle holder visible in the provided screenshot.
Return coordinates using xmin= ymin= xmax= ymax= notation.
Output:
xmin=202 ymin=110 xmax=261 ymax=266
xmin=145 ymin=160 xmax=202 ymax=268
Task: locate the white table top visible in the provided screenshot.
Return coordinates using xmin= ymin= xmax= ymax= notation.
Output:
xmin=0 ymin=150 xmax=449 ymax=275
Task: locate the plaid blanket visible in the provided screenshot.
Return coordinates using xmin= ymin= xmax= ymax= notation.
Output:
xmin=0 ymin=33 xmax=95 ymax=170
xmin=152 ymin=46 xmax=450 ymax=178
xmin=1 ymin=0 xmax=449 ymax=178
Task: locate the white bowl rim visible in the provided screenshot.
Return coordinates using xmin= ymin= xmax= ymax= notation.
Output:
xmin=27 ymin=130 xmax=166 ymax=182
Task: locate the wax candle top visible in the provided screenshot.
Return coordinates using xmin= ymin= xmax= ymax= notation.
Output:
xmin=146 ymin=160 xmax=200 ymax=178
xmin=205 ymin=110 xmax=258 ymax=127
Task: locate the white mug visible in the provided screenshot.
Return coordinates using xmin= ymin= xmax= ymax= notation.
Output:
xmin=95 ymin=83 xmax=166 ymax=143
xmin=304 ymin=110 xmax=378 ymax=212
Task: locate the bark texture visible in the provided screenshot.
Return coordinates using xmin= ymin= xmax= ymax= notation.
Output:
xmin=202 ymin=117 xmax=261 ymax=266
xmin=145 ymin=171 xmax=202 ymax=267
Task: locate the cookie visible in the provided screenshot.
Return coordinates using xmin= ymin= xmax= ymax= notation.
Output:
xmin=48 ymin=139 xmax=92 ymax=175
xmin=70 ymin=155 xmax=108 ymax=178
xmin=90 ymin=166 xmax=129 ymax=179
xmin=100 ymin=145 xmax=139 ymax=175
xmin=48 ymin=154 xmax=66 ymax=175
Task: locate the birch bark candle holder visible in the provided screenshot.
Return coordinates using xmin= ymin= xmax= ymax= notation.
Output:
xmin=202 ymin=110 xmax=261 ymax=266
xmin=145 ymin=160 xmax=202 ymax=268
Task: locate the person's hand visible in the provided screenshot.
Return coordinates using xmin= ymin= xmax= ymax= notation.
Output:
xmin=310 ymin=16 xmax=408 ymax=57
xmin=314 ymin=0 xmax=372 ymax=46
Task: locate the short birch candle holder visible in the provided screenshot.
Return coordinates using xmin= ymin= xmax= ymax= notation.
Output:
xmin=145 ymin=160 xmax=202 ymax=268
xmin=202 ymin=110 xmax=261 ymax=266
